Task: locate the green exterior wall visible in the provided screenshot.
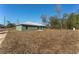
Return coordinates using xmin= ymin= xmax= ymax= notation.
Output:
xmin=16 ymin=25 xmax=23 ymax=31
xmin=28 ymin=26 xmax=38 ymax=30
xmin=22 ymin=26 xmax=27 ymax=31
xmin=16 ymin=25 xmax=47 ymax=31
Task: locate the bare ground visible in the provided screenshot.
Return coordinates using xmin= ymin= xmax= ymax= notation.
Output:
xmin=0 ymin=31 xmax=8 ymax=46
xmin=0 ymin=30 xmax=79 ymax=54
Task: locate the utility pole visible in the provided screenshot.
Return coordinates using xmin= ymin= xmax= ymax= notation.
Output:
xmin=4 ymin=16 xmax=6 ymax=29
xmin=55 ymin=4 xmax=62 ymax=30
xmin=4 ymin=16 xmax=5 ymax=26
xmin=17 ymin=19 xmax=19 ymax=25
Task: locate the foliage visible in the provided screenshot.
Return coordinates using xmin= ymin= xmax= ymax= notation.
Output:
xmin=6 ymin=21 xmax=16 ymax=28
xmin=48 ymin=13 xmax=79 ymax=29
xmin=49 ymin=16 xmax=60 ymax=29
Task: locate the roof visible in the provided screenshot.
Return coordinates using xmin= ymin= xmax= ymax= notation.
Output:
xmin=16 ymin=22 xmax=46 ymax=27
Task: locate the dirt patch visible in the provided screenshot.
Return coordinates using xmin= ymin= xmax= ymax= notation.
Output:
xmin=0 ymin=31 xmax=8 ymax=46
xmin=0 ymin=30 xmax=79 ymax=54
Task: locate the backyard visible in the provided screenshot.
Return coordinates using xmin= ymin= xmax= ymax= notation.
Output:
xmin=0 ymin=29 xmax=79 ymax=54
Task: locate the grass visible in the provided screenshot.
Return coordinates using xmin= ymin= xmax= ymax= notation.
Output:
xmin=0 ymin=29 xmax=79 ymax=54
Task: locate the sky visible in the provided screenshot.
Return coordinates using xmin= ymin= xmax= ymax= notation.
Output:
xmin=0 ymin=4 xmax=79 ymax=24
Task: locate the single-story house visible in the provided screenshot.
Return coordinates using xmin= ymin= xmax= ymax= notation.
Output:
xmin=16 ymin=22 xmax=47 ymax=31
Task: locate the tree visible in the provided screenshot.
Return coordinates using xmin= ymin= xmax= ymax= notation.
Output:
xmin=6 ymin=21 xmax=15 ymax=28
xmin=66 ymin=13 xmax=79 ymax=29
xmin=48 ymin=12 xmax=79 ymax=29
xmin=49 ymin=16 xmax=60 ymax=29
xmin=61 ymin=14 xmax=69 ymax=29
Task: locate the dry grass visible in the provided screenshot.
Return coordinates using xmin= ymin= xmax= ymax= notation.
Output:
xmin=0 ymin=29 xmax=79 ymax=54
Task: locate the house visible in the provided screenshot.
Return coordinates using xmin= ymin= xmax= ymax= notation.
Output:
xmin=16 ymin=22 xmax=47 ymax=31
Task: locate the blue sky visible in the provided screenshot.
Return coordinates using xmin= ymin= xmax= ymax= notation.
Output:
xmin=0 ymin=4 xmax=79 ymax=24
